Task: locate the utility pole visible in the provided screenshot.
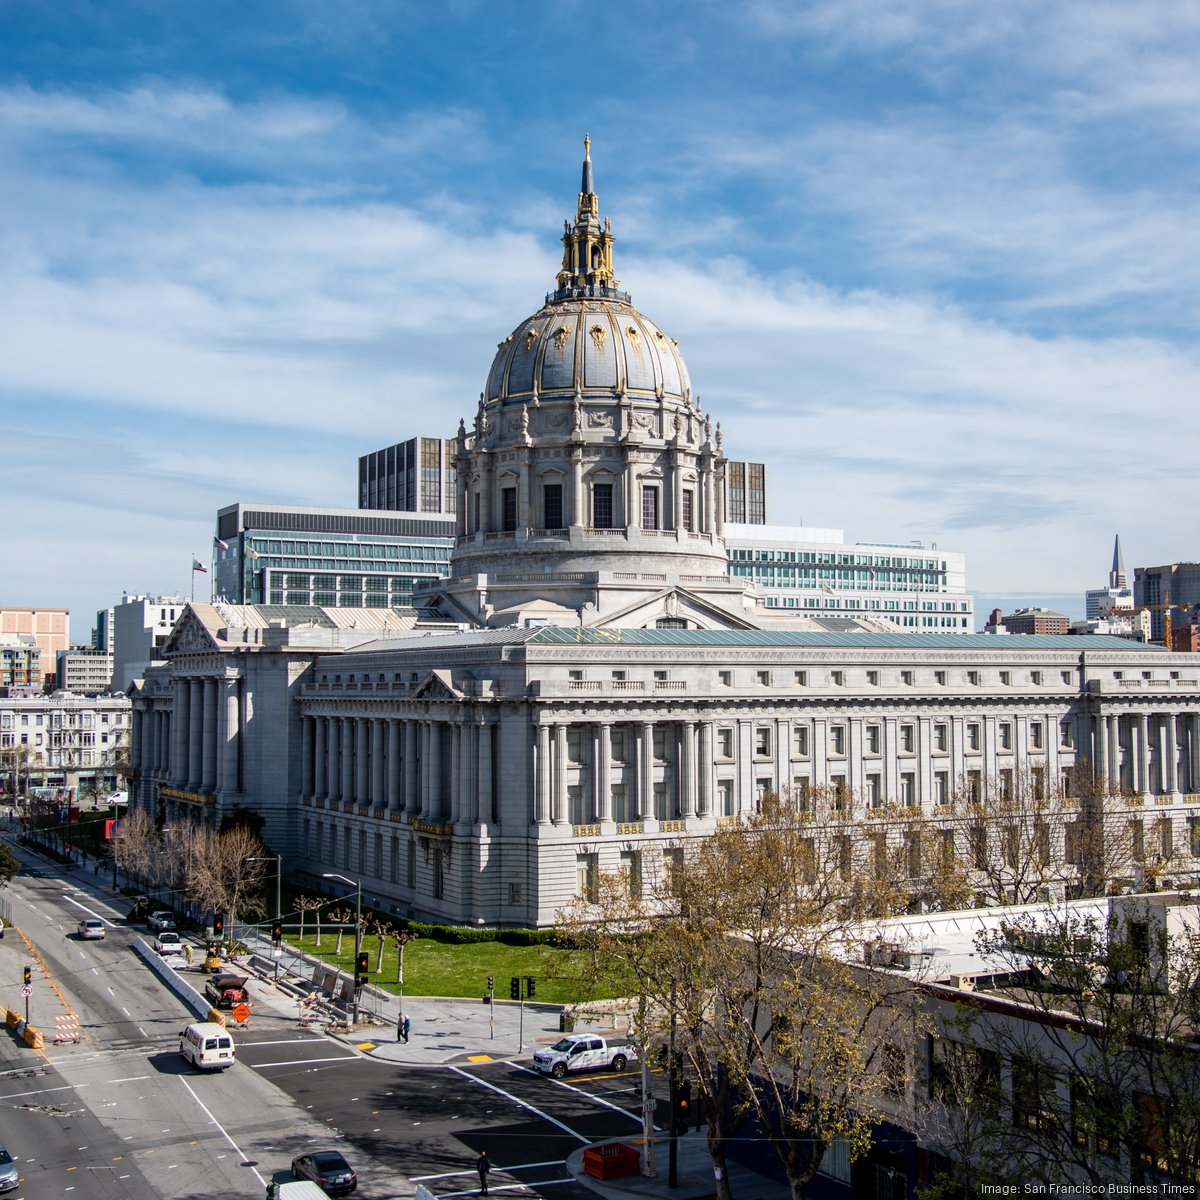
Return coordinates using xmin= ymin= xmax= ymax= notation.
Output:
xmin=323 ymin=873 xmax=362 ymax=1024
xmin=639 ymin=993 xmax=656 ymax=1178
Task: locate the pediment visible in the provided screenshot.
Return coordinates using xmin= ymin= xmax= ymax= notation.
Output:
xmin=411 ymin=670 xmax=464 ymax=701
xmin=162 ymin=606 xmax=219 ymax=657
xmin=592 ymin=587 xmax=758 ymax=632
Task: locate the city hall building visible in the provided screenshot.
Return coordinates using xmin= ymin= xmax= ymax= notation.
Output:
xmin=129 ymin=144 xmax=1200 ymax=927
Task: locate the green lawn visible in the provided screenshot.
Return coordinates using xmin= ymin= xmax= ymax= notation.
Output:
xmin=281 ymin=930 xmax=623 ymax=1005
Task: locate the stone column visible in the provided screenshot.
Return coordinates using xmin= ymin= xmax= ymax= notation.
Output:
xmin=476 ymin=719 xmax=492 ymax=827
xmin=201 ymin=679 xmax=219 ymax=791
xmin=219 ymin=679 xmax=239 ymax=795
xmin=535 ymin=723 xmax=551 ymax=824
xmin=682 ymin=721 xmax=696 ymax=817
xmin=326 ymin=718 xmax=339 ymax=801
xmin=597 ymin=722 xmax=612 ymax=822
xmin=367 ymin=718 xmax=383 ymax=809
xmin=553 ymin=723 xmax=568 ymax=825
xmin=173 ymin=679 xmax=189 ymax=786
xmin=386 ymin=720 xmax=401 ymax=810
xmin=300 ymin=715 xmax=314 ymax=799
xmin=1191 ymin=713 xmax=1200 ymax=795
xmin=353 ymin=719 xmax=369 ymax=806
xmin=571 ymin=446 xmax=584 ymax=528
xmin=132 ymin=709 xmax=144 ymax=772
xmin=698 ymin=722 xmax=713 ymax=816
xmin=1168 ymin=714 xmax=1181 ymax=795
xmin=187 ymin=679 xmax=203 ymax=790
xmin=1136 ymin=713 xmax=1150 ymax=795
xmin=449 ymin=721 xmax=462 ymax=824
xmin=639 ymin=722 xmax=653 ymax=820
xmin=404 ymin=720 xmax=418 ymax=814
xmin=428 ymin=721 xmax=442 ymax=819
xmin=456 ymin=720 xmax=473 ymax=828
xmin=340 ymin=717 xmax=355 ymax=804
xmin=314 ymin=716 xmax=326 ymax=801
xmin=1095 ymin=712 xmax=1109 ymax=785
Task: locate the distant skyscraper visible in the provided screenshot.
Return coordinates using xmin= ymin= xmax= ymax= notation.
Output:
xmin=723 ymin=460 xmax=767 ymax=524
xmin=358 ymin=437 xmax=458 ymax=513
xmin=1135 ymin=561 xmax=1200 ymax=642
xmin=1085 ymin=534 xmax=1134 ymax=620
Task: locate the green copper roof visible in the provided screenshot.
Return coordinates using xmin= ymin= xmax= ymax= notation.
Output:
xmin=529 ymin=628 xmax=1157 ymax=652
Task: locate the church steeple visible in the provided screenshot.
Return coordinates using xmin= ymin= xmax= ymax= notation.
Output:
xmin=552 ymin=135 xmax=627 ymax=304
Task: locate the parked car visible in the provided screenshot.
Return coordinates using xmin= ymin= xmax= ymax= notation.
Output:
xmin=532 ymin=1035 xmax=637 ymax=1078
xmin=0 ymin=1144 xmax=17 ymax=1192
xmin=127 ymin=896 xmax=153 ymax=923
xmin=204 ymin=974 xmax=251 ymax=1011
xmin=154 ymin=931 xmax=183 ymax=955
xmin=291 ymin=1151 xmax=357 ymax=1196
xmin=77 ymin=918 xmax=106 ymax=940
xmin=147 ymin=911 xmax=176 ymax=932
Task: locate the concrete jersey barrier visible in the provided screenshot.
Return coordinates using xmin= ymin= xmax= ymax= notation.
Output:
xmin=133 ymin=938 xmax=210 ymax=1021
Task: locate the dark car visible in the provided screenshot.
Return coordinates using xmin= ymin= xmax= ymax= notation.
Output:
xmin=291 ymin=1150 xmax=357 ymax=1195
xmin=204 ymin=974 xmax=252 ymax=1010
xmin=127 ymin=896 xmax=153 ymax=922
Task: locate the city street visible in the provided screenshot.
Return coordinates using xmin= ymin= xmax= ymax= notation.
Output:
xmin=0 ymin=843 xmax=681 ymax=1200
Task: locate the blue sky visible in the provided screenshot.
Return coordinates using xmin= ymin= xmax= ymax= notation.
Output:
xmin=3 ymin=0 xmax=1199 ymax=635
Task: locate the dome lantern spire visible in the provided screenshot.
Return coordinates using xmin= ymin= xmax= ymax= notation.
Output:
xmin=552 ymin=135 xmax=628 ymax=304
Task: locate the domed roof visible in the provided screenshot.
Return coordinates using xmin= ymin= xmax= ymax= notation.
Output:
xmin=485 ymin=302 xmax=692 ymax=405
xmin=483 ymin=136 xmax=692 ymax=407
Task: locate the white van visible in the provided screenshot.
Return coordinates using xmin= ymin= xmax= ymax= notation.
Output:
xmin=179 ymin=1021 xmax=236 ymax=1070
xmin=266 ymin=1182 xmax=329 ymax=1200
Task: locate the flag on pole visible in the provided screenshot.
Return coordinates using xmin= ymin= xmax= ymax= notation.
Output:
xmin=192 ymin=558 xmax=207 ymax=573
xmin=245 ymin=547 xmax=261 ymax=561
xmin=214 ymin=535 xmax=229 ymax=551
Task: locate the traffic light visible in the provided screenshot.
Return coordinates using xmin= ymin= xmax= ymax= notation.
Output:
xmin=673 ymin=1081 xmax=692 ymax=1136
xmin=526 ymin=976 xmax=536 ymax=1000
xmin=271 ymin=919 xmax=283 ymax=945
xmin=355 ymin=951 xmax=369 ymax=985
xmin=23 ymin=966 xmax=31 ymax=986
xmin=213 ymin=913 xmax=224 ymax=938
xmin=487 ymin=975 xmax=494 ymax=994
xmin=509 ymin=976 xmax=520 ymax=1000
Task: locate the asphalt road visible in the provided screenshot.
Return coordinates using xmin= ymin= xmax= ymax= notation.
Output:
xmin=0 ymin=847 xmax=366 ymax=1199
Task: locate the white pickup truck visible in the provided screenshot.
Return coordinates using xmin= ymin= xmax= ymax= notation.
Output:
xmin=532 ymin=1035 xmax=636 ymax=1079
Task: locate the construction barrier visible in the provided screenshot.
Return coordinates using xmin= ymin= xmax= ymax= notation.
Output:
xmin=23 ymin=1025 xmax=43 ymax=1050
xmin=5 ymin=1010 xmax=18 ymax=1029
xmin=132 ymin=939 xmax=210 ymax=1021
xmin=53 ymin=1015 xmax=81 ymax=1045
xmin=207 ymin=1009 xmax=227 ymax=1027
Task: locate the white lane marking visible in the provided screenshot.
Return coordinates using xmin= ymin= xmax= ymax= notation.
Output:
xmin=508 ymin=1061 xmax=645 ymax=1125
xmin=238 ymin=1037 xmax=323 ymax=1046
xmin=250 ymin=1055 xmax=361 ymax=1068
xmin=92 ymin=968 xmax=98 ymax=976
xmin=179 ymin=1077 xmax=266 ymax=1188
xmin=121 ymin=1007 xmax=130 ymax=1016
xmin=449 ymin=1065 xmax=589 ymax=1144
xmin=62 ymin=896 xmax=113 ymax=925
xmin=438 ymin=1183 xmax=575 ymax=1196
xmin=106 ymin=987 xmax=115 ymax=996
xmin=413 ymin=1161 xmax=565 ymax=1180
xmin=109 ymin=1076 xmax=150 ymax=1084
xmin=138 ymin=1027 xmax=147 ymax=1037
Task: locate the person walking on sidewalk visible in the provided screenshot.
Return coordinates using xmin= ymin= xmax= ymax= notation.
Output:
xmin=476 ymin=1151 xmax=491 ymax=1195
xmin=398 ymin=1012 xmax=410 ymax=1043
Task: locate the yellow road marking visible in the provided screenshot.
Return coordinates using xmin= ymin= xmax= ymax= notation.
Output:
xmin=466 ymin=1055 xmax=493 ymax=1063
xmin=356 ymin=1042 xmax=376 ymax=1050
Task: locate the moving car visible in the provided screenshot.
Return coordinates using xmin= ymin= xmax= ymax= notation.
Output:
xmin=77 ymin=918 xmax=106 ymax=939
xmin=205 ymin=974 xmax=252 ymax=1010
xmin=0 ymin=1144 xmax=17 ymax=1192
xmin=179 ymin=1021 xmax=235 ymax=1070
xmin=290 ymin=1150 xmax=357 ymax=1196
xmin=532 ymin=1034 xmax=637 ymax=1078
xmin=147 ymin=910 xmax=176 ymax=932
xmin=154 ymin=931 xmax=183 ymax=955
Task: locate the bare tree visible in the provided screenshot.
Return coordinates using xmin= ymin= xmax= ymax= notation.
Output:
xmin=296 ymin=895 xmax=324 ymax=946
xmin=112 ymin=806 xmax=159 ymax=889
xmin=329 ymin=906 xmax=354 ymax=956
xmin=182 ymin=823 xmax=269 ymax=937
xmin=370 ymin=916 xmax=393 ymax=973
xmin=561 ymin=790 xmax=931 ymax=1200
xmin=388 ymin=926 xmax=420 ymax=987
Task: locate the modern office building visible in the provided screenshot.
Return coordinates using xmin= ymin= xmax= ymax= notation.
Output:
xmin=129 ymin=141 xmax=1200 ymax=929
xmin=1136 ymin=562 xmax=1200 ymax=642
xmin=56 ymin=648 xmax=115 ymax=695
xmin=213 ymin=503 xmax=455 ymax=612
xmin=725 ymin=524 xmax=972 ymax=631
xmin=1001 ymin=607 xmax=1071 ymax=636
xmin=0 ymin=693 xmax=130 ymax=800
xmin=0 ymin=607 xmax=69 ymax=690
xmin=110 ymin=594 xmax=185 ymax=694
xmin=358 ymin=437 xmax=459 ymax=514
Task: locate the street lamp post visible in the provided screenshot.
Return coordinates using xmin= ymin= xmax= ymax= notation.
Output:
xmin=246 ymin=854 xmax=283 ymax=980
xmin=323 ymin=872 xmax=362 ymax=1025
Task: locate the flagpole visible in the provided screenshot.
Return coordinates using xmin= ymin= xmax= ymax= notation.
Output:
xmin=191 ymin=556 xmax=196 ymax=602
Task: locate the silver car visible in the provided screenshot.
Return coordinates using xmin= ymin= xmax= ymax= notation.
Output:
xmin=77 ymin=918 xmax=106 ymax=940
xmin=0 ymin=1144 xmax=19 ymax=1192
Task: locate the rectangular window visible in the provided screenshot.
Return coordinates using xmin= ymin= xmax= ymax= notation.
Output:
xmin=968 ymin=670 xmax=980 ymax=685
xmin=592 ymin=483 xmax=613 ymax=529
xmin=611 ymin=730 xmax=626 ymax=761
xmin=830 ymin=670 xmax=844 ymax=686
xmin=794 ymin=670 xmax=807 ymax=686
xmin=682 ymin=489 xmax=694 ymax=532
xmin=865 ymin=724 xmax=880 ymax=754
xmin=831 ymin=726 xmax=846 ymax=756
xmin=717 ymin=729 xmax=733 ymax=758
xmin=1062 ymin=670 xmax=1072 ymax=685
xmin=641 ymin=485 xmax=660 ymax=530
xmin=934 ymin=771 xmax=949 ymax=807
xmin=999 ymin=722 xmax=1013 ymax=751
xmin=1000 ymin=768 xmax=1014 ymax=802
xmin=934 ymin=723 xmax=948 ymax=752
xmin=543 ymin=483 xmax=563 ymax=529
xmin=502 ymin=487 xmax=518 ymax=532
xmin=900 ymin=724 xmax=915 ymax=753
xmin=718 ymin=781 xmax=734 ymax=816
xmin=901 ymin=670 xmax=914 ymax=686
xmin=1000 ymin=670 xmax=1011 ymax=685
xmin=1012 ymin=1056 xmax=1057 ymax=1131
xmin=866 ymin=774 xmax=881 ymax=809
xmin=620 ymin=851 xmax=642 ymax=897
xmin=900 ymin=772 xmax=916 ymax=807
xmin=935 ymin=670 xmax=947 ymax=686
xmin=719 ymin=670 xmax=732 ymax=687
xmin=866 ymin=669 xmax=879 ymax=686
xmin=1031 ymin=670 xmax=1042 ymax=685
xmin=576 ymin=853 xmax=598 ymax=900
xmin=755 ymin=728 xmax=771 ymax=757
xmin=1061 ymin=719 xmax=1074 ymax=748
xmin=757 ymin=669 xmax=770 ymax=686
xmin=967 ymin=722 xmax=981 ymax=751
xmin=1030 ymin=722 xmax=1043 ymax=750
xmin=793 ymin=726 xmax=809 ymax=757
